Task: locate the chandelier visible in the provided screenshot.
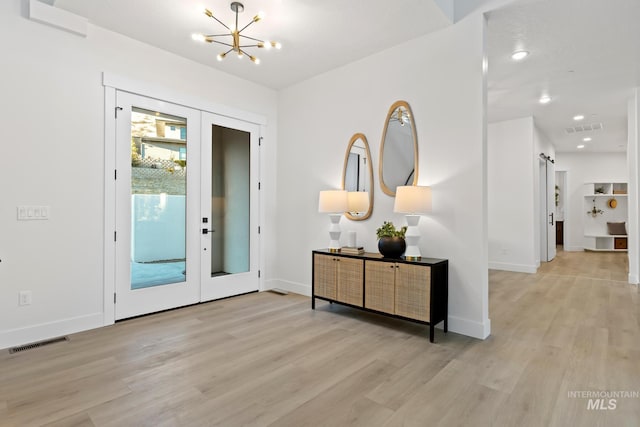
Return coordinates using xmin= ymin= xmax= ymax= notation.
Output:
xmin=192 ymin=2 xmax=281 ymax=65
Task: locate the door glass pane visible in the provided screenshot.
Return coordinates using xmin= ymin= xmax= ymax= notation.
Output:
xmin=130 ymin=107 xmax=187 ymax=289
xmin=211 ymin=125 xmax=250 ymax=277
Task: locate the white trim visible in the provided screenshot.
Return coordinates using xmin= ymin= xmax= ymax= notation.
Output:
xmin=266 ymin=279 xmax=311 ymax=297
xmin=629 ymin=274 xmax=639 ymax=285
xmin=28 ymin=0 xmax=88 ymax=37
xmin=489 ymin=262 xmax=537 ymax=274
xmin=258 ymin=126 xmax=266 ymax=291
xmin=447 ymin=315 xmax=491 ymax=340
xmin=102 ymin=72 xmax=267 ymax=126
xmin=103 ymin=86 xmax=116 ymax=326
xmin=0 ymin=313 xmax=103 ymax=351
xmin=564 ymin=245 xmax=584 ymax=252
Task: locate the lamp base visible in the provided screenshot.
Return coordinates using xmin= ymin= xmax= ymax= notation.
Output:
xmin=327 ymin=214 xmax=342 ymax=253
xmin=404 ymin=215 xmax=422 ymax=261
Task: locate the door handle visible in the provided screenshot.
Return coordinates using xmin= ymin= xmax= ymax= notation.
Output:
xmin=549 ymin=212 xmax=554 ymax=226
xmin=202 ymin=229 xmax=215 ymax=235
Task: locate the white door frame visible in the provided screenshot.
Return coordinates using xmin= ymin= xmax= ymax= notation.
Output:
xmin=103 ymin=72 xmax=266 ymax=325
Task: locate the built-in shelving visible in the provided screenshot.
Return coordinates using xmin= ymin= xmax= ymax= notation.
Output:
xmin=583 ymin=182 xmax=628 ymax=252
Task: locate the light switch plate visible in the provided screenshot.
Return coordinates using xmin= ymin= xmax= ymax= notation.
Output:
xmin=17 ymin=206 xmax=50 ymax=220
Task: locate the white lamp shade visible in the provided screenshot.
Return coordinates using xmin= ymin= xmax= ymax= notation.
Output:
xmin=318 ymin=190 xmax=348 ymax=213
xmin=347 ymin=191 xmax=369 ymax=213
xmin=394 ymin=186 xmax=432 ymax=214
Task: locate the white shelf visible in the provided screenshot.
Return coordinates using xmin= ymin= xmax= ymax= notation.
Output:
xmin=583 ymin=182 xmax=628 ymax=252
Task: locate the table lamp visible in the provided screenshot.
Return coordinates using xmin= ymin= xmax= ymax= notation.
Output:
xmin=347 ymin=191 xmax=369 ymax=216
xmin=393 ymin=185 xmax=432 ymax=260
xmin=318 ymin=190 xmax=348 ymax=252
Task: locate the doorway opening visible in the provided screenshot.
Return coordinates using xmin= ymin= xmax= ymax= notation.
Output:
xmin=539 ymin=153 xmax=556 ymax=263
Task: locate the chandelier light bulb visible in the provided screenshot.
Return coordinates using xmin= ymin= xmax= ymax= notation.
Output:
xmin=217 ymin=52 xmax=226 ymax=61
xmin=192 ymin=33 xmax=206 ymax=42
xmin=237 ymin=51 xmax=243 ymax=59
xmin=274 ymin=42 xmax=282 ymax=49
xmin=511 ymin=50 xmax=529 ymax=61
xmin=250 ymin=55 xmax=260 ymax=64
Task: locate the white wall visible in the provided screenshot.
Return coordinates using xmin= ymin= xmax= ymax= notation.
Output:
xmin=274 ymin=14 xmax=491 ymax=339
xmin=488 ymin=117 xmax=537 ymax=273
xmin=555 ymin=152 xmax=627 ymax=252
xmin=0 ymin=0 xmax=277 ymax=349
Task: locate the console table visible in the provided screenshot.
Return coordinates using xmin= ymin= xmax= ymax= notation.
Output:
xmin=312 ymin=249 xmax=448 ymax=342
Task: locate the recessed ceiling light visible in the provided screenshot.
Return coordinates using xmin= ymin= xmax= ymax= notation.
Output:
xmin=583 ymin=137 xmax=592 ymax=142
xmin=577 ymin=144 xmax=585 ymax=149
xmin=573 ymin=115 xmax=585 ymax=121
xmin=539 ymin=95 xmax=551 ymax=104
xmin=511 ymin=50 xmax=529 ymax=61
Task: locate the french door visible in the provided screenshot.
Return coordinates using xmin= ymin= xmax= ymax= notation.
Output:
xmin=114 ymin=92 xmax=201 ymax=319
xmin=112 ymin=91 xmax=260 ymax=320
xmin=200 ymin=113 xmax=260 ymax=301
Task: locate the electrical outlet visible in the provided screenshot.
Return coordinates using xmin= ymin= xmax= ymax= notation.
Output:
xmin=18 ymin=290 xmax=32 ymax=306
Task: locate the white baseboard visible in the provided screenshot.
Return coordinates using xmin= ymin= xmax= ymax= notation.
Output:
xmin=629 ymin=274 xmax=639 ymax=285
xmin=563 ymin=246 xmax=584 ymax=252
xmin=0 ymin=313 xmax=104 ymax=351
xmin=489 ymin=261 xmax=537 ymax=274
xmin=264 ymin=279 xmax=311 ymax=296
xmin=448 ymin=315 xmax=491 ymax=339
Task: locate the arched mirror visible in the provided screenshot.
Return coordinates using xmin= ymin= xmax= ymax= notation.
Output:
xmin=342 ymin=133 xmax=373 ymax=220
xmin=379 ymin=100 xmax=418 ymax=196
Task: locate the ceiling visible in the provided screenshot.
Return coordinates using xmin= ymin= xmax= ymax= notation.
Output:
xmin=51 ymin=0 xmax=640 ymax=153
xmin=53 ymin=0 xmax=453 ymax=90
xmin=487 ymin=0 xmax=640 ymax=153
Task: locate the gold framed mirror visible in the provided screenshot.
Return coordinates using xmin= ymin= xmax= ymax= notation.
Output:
xmin=379 ymin=100 xmax=418 ymax=196
xmin=342 ymin=133 xmax=373 ymax=221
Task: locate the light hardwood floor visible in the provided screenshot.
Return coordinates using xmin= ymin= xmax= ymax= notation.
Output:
xmin=1 ymin=250 xmax=638 ymax=426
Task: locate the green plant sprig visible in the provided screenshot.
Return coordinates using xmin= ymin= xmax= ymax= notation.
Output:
xmin=376 ymin=221 xmax=407 ymax=239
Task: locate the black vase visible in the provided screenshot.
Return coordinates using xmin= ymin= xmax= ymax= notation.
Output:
xmin=378 ymin=237 xmax=406 ymax=258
